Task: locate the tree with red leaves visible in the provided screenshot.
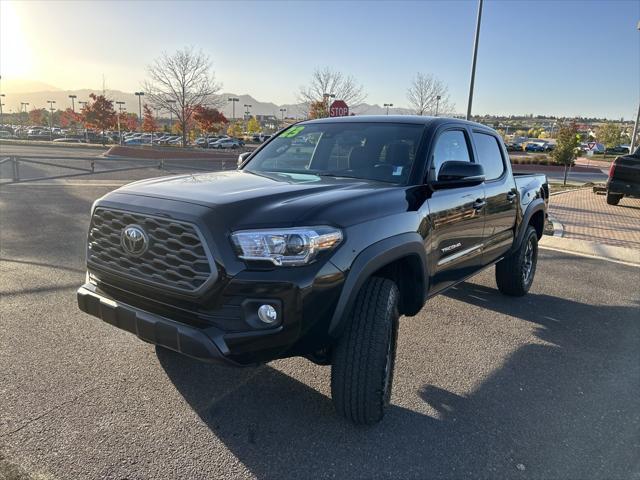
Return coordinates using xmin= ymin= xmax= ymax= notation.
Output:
xmin=82 ymin=93 xmax=116 ymax=142
xmin=193 ymin=105 xmax=227 ymax=135
xmin=28 ymin=108 xmax=47 ymax=126
xmin=142 ymin=104 xmax=158 ymax=133
xmin=59 ymin=108 xmax=82 ymax=129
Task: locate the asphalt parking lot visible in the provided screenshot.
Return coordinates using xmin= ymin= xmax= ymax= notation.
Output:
xmin=1 ymin=160 xmax=639 ymax=479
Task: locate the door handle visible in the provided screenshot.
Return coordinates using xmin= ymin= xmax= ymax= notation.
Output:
xmin=506 ymin=191 xmax=517 ymax=203
xmin=473 ymin=199 xmax=486 ymax=211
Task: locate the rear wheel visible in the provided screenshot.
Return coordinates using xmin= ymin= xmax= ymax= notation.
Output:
xmin=331 ymin=277 xmax=399 ymax=425
xmin=606 ymin=192 xmax=622 ymax=205
xmin=496 ymin=225 xmax=538 ymax=297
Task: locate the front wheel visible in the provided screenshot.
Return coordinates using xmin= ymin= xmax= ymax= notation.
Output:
xmin=495 ymin=225 xmax=538 ymax=297
xmin=331 ymin=277 xmax=399 ymax=425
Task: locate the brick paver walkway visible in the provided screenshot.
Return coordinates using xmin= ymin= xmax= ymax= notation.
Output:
xmin=549 ymin=189 xmax=640 ymax=249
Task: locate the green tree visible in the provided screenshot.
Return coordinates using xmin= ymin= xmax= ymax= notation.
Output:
xmin=247 ymin=116 xmax=261 ymax=134
xmin=597 ymin=123 xmax=622 ymax=159
xmin=551 ymin=122 xmax=580 ymax=186
xmin=227 ymin=121 xmax=243 ymax=138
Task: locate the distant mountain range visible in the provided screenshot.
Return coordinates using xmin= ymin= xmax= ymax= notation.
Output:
xmin=1 ymin=87 xmax=418 ymax=118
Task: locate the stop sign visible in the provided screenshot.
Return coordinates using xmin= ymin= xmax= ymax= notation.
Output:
xmin=329 ymin=100 xmax=349 ymax=117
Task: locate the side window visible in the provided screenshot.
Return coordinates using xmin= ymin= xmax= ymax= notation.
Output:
xmin=473 ymin=132 xmax=505 ymax=180
xmin=431 ymin=130 xmax=471 ymax=180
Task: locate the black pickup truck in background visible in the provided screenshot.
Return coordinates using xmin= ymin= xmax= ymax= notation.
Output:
xmin=77 ymin=116 xmax=548 ymax=424
xmin=606 ymin=145 xmax=640 ymax=205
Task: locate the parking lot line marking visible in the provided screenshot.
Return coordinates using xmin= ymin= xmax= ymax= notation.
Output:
xmin=539 ymin=245 xmax=640 ymax=268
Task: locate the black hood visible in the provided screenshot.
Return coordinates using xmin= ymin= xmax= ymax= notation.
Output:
xmin=111 ymin=170 xmax=416 ymax=229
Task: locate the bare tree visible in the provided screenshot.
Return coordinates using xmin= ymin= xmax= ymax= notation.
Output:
xmin=406 ymin=73 xmax=453 ymax=116
xmin=144 ymin=47 xmax=223 ymax=146
xmin=298 ymin=67 xmax=366 ymax=117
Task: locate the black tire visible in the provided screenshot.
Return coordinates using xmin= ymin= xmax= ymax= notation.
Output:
xmin=331 ymin=277 xmax=399 ymax=425
xmin=495 ymin=225 xmax=538 ymax=297
xmin=606 ymin=192 xmax=622 ymax=205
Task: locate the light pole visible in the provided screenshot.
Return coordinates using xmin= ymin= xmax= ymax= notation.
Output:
xmin=243 ymin=104 xmax=252 ymax=120
xmin=167 ymin=99 xmax=176 ymax=132
xmin=435 ymin=95 xmax=442 ymax=116
xmin=47 ymin=100 xmax=56 ymax=140
xmin=78 ymin=100 xmax=88 ymax=142
xmin=135 ymin=91 xmax=144 ymax=130
xmin=630 ymin=21 xmax=640 ymax=152
xmin=466 ymin=0 xmax=483 ymax=120
xmin=0 ymin=93 xmax=4 ymax=127
xmin=228 ymin=97 xmax=239 ymax=120
xmin=323 ymin=93 xmax=335 ymax=117
xmin=384 ymin=103 xmax=393 ymax=115
xmin=20 ymin=102 xmax=29 ymax=135
xmin=279 ymin=108 xmax=286 ymax=127
xmin=116 ymin=101 xmax=125 ymax=144
xmin=68 ymin=94 xmax=77 ymax=113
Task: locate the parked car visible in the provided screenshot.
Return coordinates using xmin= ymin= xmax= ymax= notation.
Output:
xmin=605 ymin=145 xmax=631 ymax=155
xmin=78 ymin=116 xmax=548 ymax=425
xmin=525 ymin=142 xmax=546 ymax=152
xmin=505 ymin=142 xmax=522 ymax=152
xmin=606 ymin=145 xmax=640 ymax=205
xmin=210 ymin=138 xmax=242 ymax=149
xmin=0 ymin=130 xmax=12 ymax=138
xmin=53 ymin=137 xmax=84 ymax=143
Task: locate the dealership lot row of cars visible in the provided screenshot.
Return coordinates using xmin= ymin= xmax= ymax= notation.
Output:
xmin=0 ymin=124 xmax=269 ymax=148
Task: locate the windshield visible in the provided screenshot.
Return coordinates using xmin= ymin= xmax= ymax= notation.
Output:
xmin=243 ymin=122 xmax=425 ymax=184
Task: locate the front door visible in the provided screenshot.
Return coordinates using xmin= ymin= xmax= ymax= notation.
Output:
xmin=426 ymin=128 xmax=486 ymax=295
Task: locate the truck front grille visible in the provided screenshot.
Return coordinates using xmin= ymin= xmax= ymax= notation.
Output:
xmin=87 ymin=208 xmax=214 ymax=293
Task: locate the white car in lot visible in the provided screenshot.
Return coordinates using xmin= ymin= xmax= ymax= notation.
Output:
xmin=209 ymin=138 xmax=243 ymax=149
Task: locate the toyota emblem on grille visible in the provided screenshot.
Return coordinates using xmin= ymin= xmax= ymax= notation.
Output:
xmin=121 ymin=225 xmax=148 ymax=256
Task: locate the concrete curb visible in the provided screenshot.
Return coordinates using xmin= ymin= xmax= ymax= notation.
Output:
xmin=539 ymin=236 xmax=640 ymax=267
xmin=0 ymin=139 xmax=108 ymax=150
xmin=549 ymin=185 xmax=594 ymax=197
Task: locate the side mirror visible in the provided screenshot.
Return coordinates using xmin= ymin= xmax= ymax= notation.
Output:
xmin=237 ymin=151 xmax=251 ymax=168
xmin=432 ymin=161 xmax=485 ymax=189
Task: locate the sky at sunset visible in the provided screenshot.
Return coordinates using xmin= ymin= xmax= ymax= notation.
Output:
xmin=0 ymin=0 xmax=638 ymax=118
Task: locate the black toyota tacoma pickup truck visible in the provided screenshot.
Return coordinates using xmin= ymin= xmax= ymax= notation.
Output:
xmin=77 ymin=116 xmax=548 ymax=424
xmin=606 ymin=145 xmax=640 ymax=205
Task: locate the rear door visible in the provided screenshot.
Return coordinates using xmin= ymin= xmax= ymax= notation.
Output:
xmin=471 ymin=130 xmax=518 ymax=264
xmin=426 ymin=127 xmax=486 ymax=295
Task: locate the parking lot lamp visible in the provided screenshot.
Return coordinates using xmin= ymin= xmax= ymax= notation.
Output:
xmin=135 ymin=92 xmax=144 ymax=130
xmin=244 ymin=104 xmax=252 ymax=120
xmin=630 ymin=21 xmax=640 ymax=151
xmin=68 ymin=94 xmax=77 ymax=113
xmin=0 ymin=93 xmax=4 ymax=126
xmin=228 ymin=97 xmax=239 ymax=120
xmin=384 ymin=103 xmax=393 ymax=115
xmin=323 ymin=93 xmax=335 ymax=118
xmin=167 ymin=99 xmax=176 ymax=132
xmin=279 ymin=108 xmax=286 ymax=127
xmin=47 ymin=100 xmax=56 ymax=140
xmin=435 ymin=95 xmax=442 ymax=116
xmin=466 ymin=0 xmax=483 ymax=120
xmin=116 ymin=101 xmax=125 ymax=144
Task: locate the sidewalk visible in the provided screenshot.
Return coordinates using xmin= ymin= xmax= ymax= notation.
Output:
xmin=548 ymin=188 xmax=640 ymax=250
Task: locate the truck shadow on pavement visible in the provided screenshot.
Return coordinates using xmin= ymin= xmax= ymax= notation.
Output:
xmin=157 ymin=281 xmax=639 ymax=480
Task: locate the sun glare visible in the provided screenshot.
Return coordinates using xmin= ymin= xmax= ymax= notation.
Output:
xmin=0 ymin=0 xmax=34 ymax=78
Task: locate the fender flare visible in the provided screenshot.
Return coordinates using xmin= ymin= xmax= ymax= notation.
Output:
xmin=328 ymin=232 xmax=428 ymax=337
xmin=513 ymin=198 xmax=545 ymax=252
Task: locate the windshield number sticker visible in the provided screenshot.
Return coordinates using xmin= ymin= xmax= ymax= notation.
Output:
xmin=281 ymin=126 xmax=305 ymax=138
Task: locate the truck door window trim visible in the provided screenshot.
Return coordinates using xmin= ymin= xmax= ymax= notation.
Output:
xmin=471 ymin=129 xmax=508 ymax=183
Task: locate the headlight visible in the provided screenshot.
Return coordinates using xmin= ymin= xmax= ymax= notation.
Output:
xmin=231 ymin=227 xmax=343 ymax=266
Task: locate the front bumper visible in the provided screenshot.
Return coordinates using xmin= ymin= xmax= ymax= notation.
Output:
xmin=78 ymin=285 xmax=244 ymax=365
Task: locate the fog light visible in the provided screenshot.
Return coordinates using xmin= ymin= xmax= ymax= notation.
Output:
xmin=257 ymin=304 xmax=278 ymax=324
